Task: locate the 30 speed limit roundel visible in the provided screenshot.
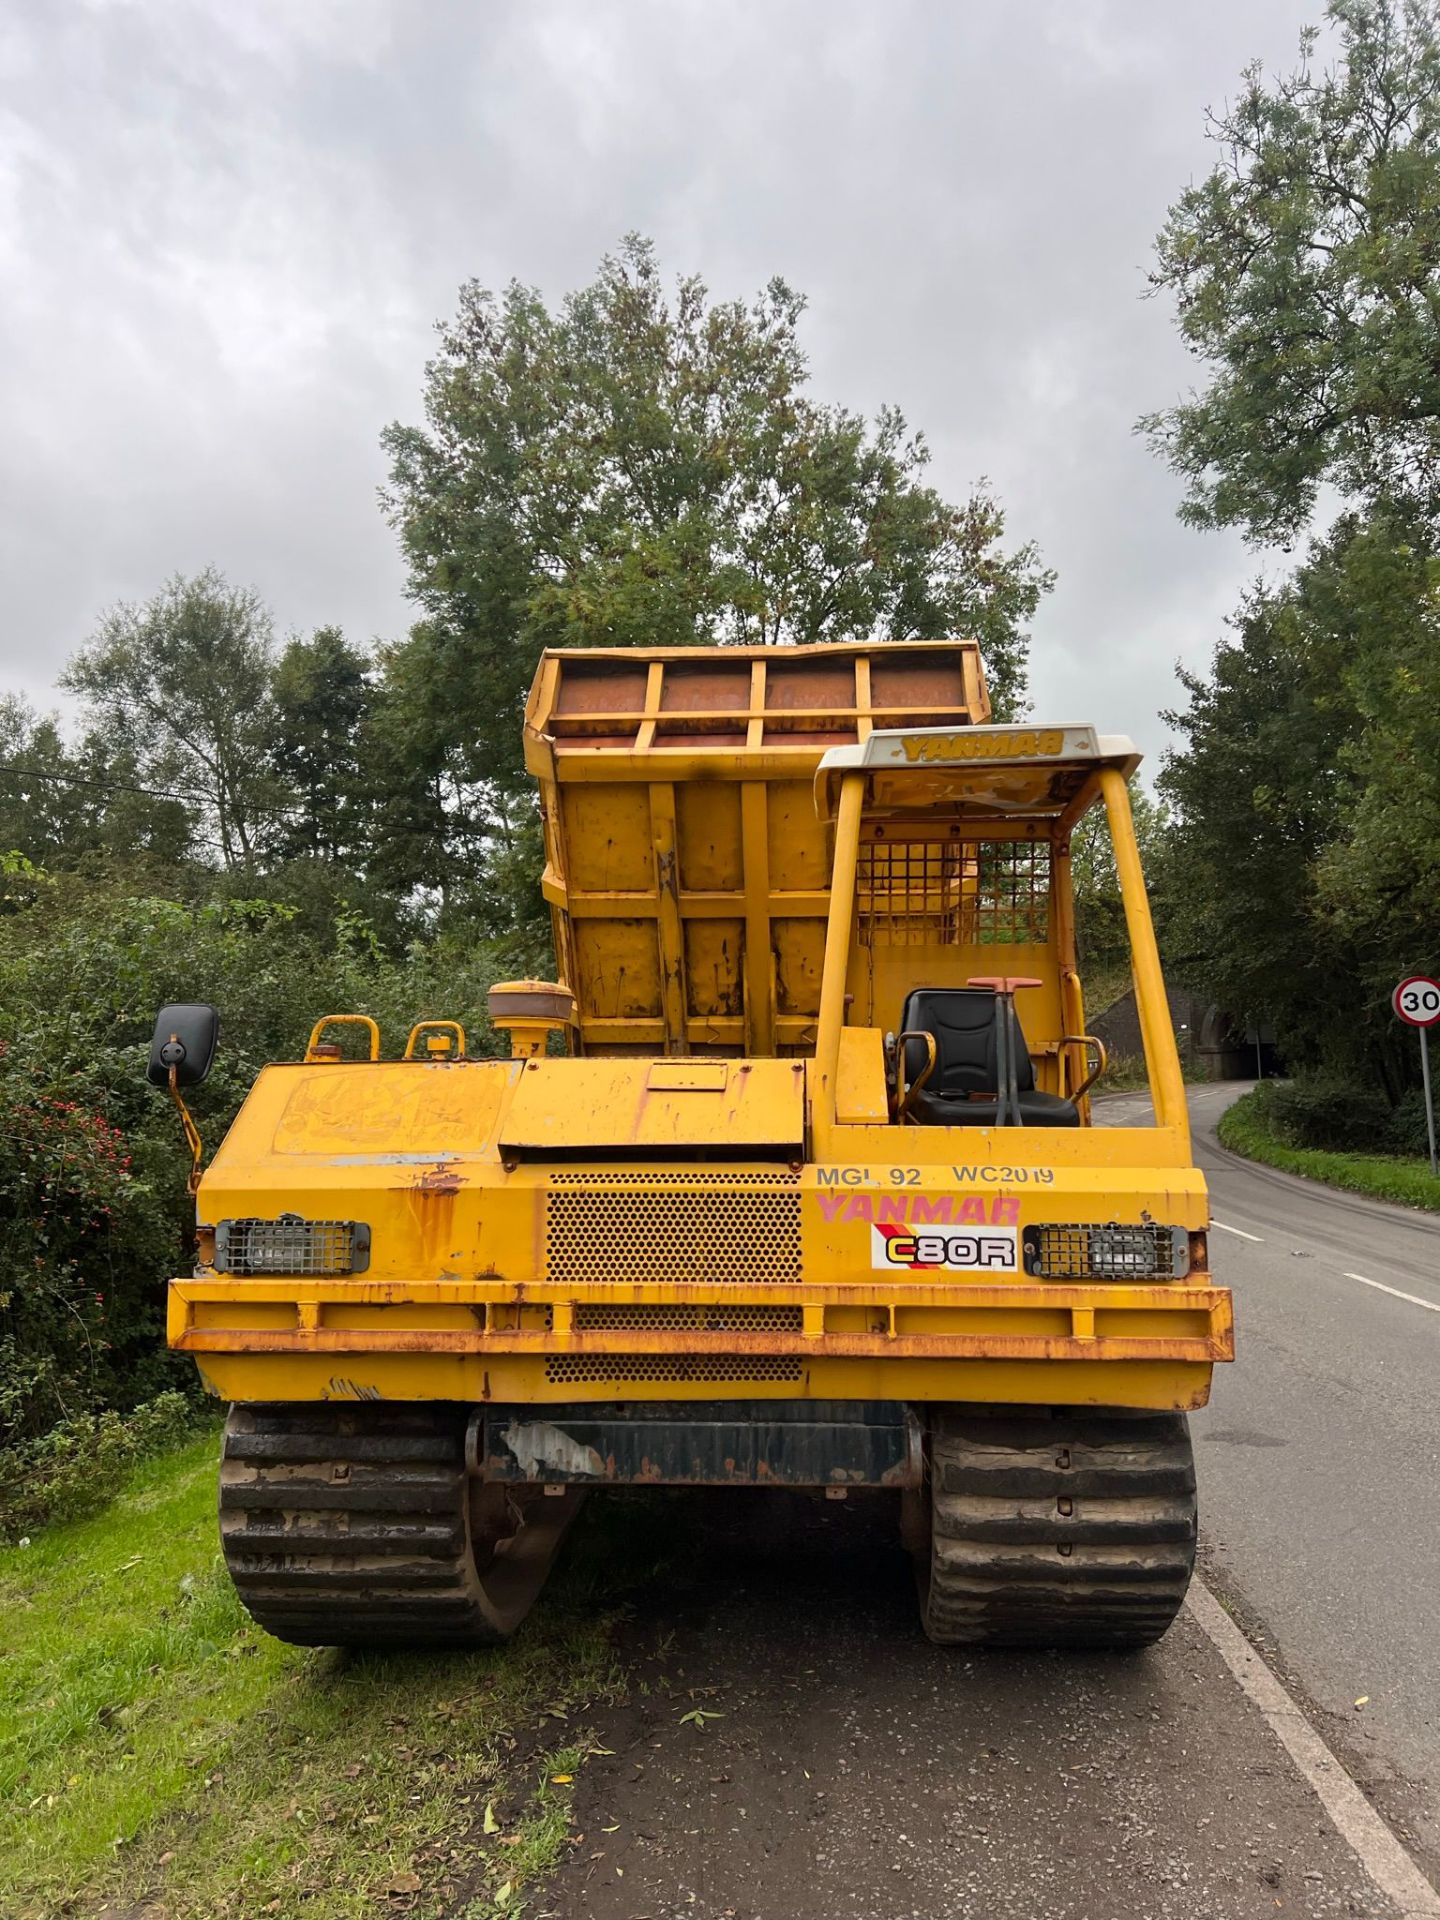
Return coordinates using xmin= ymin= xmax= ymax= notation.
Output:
xmin=1392 ymin=975 xmax=1440 ymax=1027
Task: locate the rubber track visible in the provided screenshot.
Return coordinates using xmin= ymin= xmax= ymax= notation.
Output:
xmin=219 ymin=1402 xmax=509 ymax=1649
xmin=922 ymin=1410 xmax=1197 ymax=1649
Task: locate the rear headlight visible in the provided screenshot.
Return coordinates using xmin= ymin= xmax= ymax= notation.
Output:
xmin=1022 ymin=1223 xmax=1189 ymax=1281
xmin=214 ymin=1215 xmax=370 ymax=1276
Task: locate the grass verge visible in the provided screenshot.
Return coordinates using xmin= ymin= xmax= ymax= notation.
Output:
xmin=0 ymin=1436 xmax=665 ymax=1920
xmin=1093 ymin=1054 xmax=1215 ymax=1094
xmin=1217 ymin=1086 xmax=1440 ymax=1213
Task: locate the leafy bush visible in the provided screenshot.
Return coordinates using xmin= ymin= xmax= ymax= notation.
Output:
xmin=1218 ymin=1087 xmax=1440 ymax=1214
xmin=0 ymin=1388 xmax=210 ymax=1539
xmin=1252 ymin=1072 xmax=1438 ymax=1157
xmin=1389 ymin=1087 xmax=1439 ymax=1160
xmin=0 ymin=869 xmax=529 ymax=1445
xmin=1252 ymin=1073 xmax=1399 ymax=1155
xmin=0 ymin=1065 xmax=161 ymax=1444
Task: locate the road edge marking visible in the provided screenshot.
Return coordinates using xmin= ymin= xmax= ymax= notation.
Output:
xmin=1213 ymin=1220 xmax=1264 ymax=1242
xmin=1343 ymin=1272 xmax=1440 ymax=1315
xmin=1186 ymin=1578 xmax=1440 ymax=1917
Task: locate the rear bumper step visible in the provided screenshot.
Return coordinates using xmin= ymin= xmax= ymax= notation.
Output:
xmin=169 ymin=1277 xmax=1233 ymax=1364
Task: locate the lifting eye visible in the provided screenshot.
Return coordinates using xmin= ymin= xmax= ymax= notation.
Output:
xmin=305 ymin=1015 xmax=380 ymax=1062
xmin=404 ymin=1021 xmax=467 ymax=1060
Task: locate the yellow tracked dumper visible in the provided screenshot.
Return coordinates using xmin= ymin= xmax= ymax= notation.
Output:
xmin=155 ymin=640 xmax=1232 ymax=1648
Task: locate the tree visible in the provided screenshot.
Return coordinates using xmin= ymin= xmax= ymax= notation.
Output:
xmin=267 ymin=626 xmax=375 ymax=865
xmin=0 ymin=697 xmax=192 ymax=871
xmin=1305 ymin=512 xmax=1440 ymax=991
xmin=1144 ymin=1 xmax=1440 ymax=1097
xmin=1152 ymin=513 xmax=1440 ymax=1077
xmin=0 ymin=699 xmax=97 ymax=864
xmin=1070 ymin=783 xmax=1172 ymax=987
xmin=380 ymin=237 xmax=1053 ymax=922
xmin=63 ymin=570 xmax=281 ymax=868
xmin=1142 ymin=0 xmax=1440 ymax=544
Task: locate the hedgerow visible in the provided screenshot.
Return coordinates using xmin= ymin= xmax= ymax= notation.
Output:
xmin=0 ymin=869 xmax=519 ymax=1446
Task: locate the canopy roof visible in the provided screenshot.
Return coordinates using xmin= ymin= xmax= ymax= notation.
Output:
xmin=814 ymin=723 xmax=1142 ymax=821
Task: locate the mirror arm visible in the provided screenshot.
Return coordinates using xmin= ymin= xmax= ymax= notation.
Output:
xmin=168 ymin=1062 xmax=205 ymax=1196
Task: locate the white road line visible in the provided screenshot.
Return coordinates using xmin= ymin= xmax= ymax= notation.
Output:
xmin=1187 ymin=1579 xmax=1440 ymax=1917
xmin=1213 ymin=1220 xmax=1264 ymax=1242
xmin=1343 ymin=1272 xmax=1440 ymax=1315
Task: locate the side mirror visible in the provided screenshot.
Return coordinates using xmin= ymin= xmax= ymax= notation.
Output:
xmin=148 ymin=1003 xmax=220 ymax=1088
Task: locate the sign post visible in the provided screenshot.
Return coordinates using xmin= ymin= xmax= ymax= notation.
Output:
xmin=1391 ymin=976 xmax=1440 ymax=1178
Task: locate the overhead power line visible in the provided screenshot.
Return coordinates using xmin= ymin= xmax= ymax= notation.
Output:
xmin=0 ymin=757 xmax=313 ymax=824
xmin=0 ymin=757 xmax=214 ymax=808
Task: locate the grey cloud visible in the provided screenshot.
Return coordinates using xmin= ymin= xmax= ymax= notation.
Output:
xmin=1 ymin=0 xmax=1317 ymax=764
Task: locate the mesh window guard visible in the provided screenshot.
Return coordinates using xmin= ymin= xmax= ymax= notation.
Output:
xmin=856 ymin=839 xmax=1051 ymax=946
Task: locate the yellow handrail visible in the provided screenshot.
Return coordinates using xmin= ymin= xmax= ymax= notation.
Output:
xmin=895 ymin=1030 xmax=939 ymax=1122
xmin=1062 ymin=1033 xmax=1109 ymax=1101
xmin=815 ymin=773 xmax=865 ymax=1116
xmin=403 ymin=1020 xmax=467 ymax=1060
xmin=305 ymin=1014 xmax=381 ymax=1062
xmin=1099 ymin=767 xmax=1187 ymax=1140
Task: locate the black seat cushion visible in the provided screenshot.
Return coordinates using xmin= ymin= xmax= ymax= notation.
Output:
xmin=906 ymin=1086 xmax=1081 ymax=1128
xmin=899 ymin=987 xmax=1079 ymax=1128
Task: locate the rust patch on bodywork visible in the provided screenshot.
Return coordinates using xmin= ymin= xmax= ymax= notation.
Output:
xmin=414 ymin=1162 xmax=464 ymax=1195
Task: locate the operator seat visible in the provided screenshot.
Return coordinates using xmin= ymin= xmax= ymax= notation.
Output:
xmin=899 ymin=987 xmax=1080 ymax=1127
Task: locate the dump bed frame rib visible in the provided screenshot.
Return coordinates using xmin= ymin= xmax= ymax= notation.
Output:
xmin=523 ymin=641 xmax=990 ymax=1058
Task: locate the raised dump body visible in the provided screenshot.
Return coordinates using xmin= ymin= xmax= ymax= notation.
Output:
xmin=524 ymin=640 xmax=989 ymax=1058
xmin=158 ymin=639 xmax=1231 ymax=1653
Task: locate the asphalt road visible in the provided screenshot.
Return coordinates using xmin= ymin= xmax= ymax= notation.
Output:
xmin=1150 ymin=1083 xmax=1440 ymax=1881
xmin=526 ymin=1085 xmax=1440 ymax=1920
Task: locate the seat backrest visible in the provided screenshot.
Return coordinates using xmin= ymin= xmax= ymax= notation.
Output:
xmin=900 ymin=988 xmax=1036 ymax=1097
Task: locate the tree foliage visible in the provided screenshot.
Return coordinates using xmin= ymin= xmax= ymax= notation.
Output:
xmin=1070 ymin=785 xmax=1172 ymax=995
xmin=1157 ymin=508 xmax=1440 ymax=1085
xmin=381 ymin=236 xmax=1053 ymax=904
xmin=1158 ymin=545 xmax=1362 ymax=1055
xmin=0 ymin=874 xmax=521 ymax=1442
xmin=0 ymin=239 xmax=1053 ymax=1447
xmin=62 ymin=569 xmax=282 ymax=867
xmin=1148 ymin=2 xmax=1440 ymax=1098
xmin=1143 ymin=0 xmax=1440 ymax=543
xmin=268 ymin=627 xmax=375 ymax=866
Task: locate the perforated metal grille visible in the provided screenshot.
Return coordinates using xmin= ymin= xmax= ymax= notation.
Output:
xmin=1023 ymin=1223 xmax=1184 ymax=1280
xmin=857 ymin=838 xmax=1050 ymax=946
xmin=572 ymin=1303 xmax=804 ymax=1334
xmin=546 ymin=1192 xmax=801 ymax=1285
xmin=544 ymin=1354 xmax=804 ymax=1384
xmin=215 ymin=1217 xmax=368 ymax=1276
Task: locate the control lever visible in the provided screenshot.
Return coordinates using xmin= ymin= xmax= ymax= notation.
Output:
xmin=967 ymin=975 xmax=1043 ymax=1128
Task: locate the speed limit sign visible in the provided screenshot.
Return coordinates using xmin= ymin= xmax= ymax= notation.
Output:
xmin=1393 ymin=976 xmax=1440 ymax=1177
xmin=1392 ymin=976 xmax=1440 ymax=1027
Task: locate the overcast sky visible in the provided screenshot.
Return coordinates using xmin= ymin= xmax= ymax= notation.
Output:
xmin=1 ymin=0 xmax=1320 ymax=765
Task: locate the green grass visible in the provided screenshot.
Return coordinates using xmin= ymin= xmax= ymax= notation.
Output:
xmin=1217 ymin=1087 xmax=1440 ymax=1213
xmin=1093 ymin=1053 xmax=1215 ymax=1095
xmin=1096 ymin=1053 xmax=1152 ymax=1092
xmin=1081 ymin=963 xmax=1131 ymax=1019
xmin=0 ymin=1437 xmax=655 ymax=1920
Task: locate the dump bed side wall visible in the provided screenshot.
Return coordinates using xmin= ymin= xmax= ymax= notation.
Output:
xmin=525 ymin=642 xmax=990 ymax=1057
